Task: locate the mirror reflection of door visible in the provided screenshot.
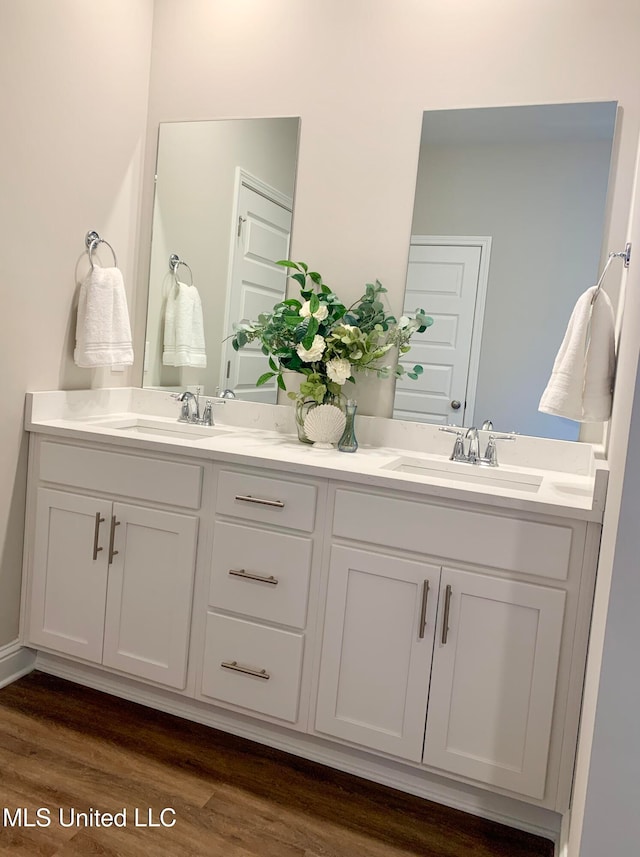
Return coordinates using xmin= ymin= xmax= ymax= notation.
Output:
xmin=395 ymin=102 xmax=618 ymax=440
xmin=394 ymin=237 xmax=490 ymax=426
xmin=143 ymin=117 xmax=300 ymax=398
xmin=222 ymin=171 xmax=292 ymax=402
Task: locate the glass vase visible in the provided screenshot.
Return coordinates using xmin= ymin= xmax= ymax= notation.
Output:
xmin=295 ymin=394 xmax=344 ymax=444
xmin=338 ymin=400 xmax=359 ymax=452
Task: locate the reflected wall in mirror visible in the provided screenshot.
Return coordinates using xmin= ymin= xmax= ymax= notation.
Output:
xmin=394 ymin=101 xmax=618 ymax=440
xmin=144 ymin=117 xmax=300 ymax=402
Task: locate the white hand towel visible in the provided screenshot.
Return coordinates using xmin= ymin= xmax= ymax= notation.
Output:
xmin=162 ymin=281 xmax=207 ymax=368
xmin=539 ymin=286 xmax=616 ymax=422
xmin=74 ymin=266 xmax=134 ymax=368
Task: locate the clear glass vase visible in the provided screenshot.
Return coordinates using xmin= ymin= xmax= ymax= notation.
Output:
xmin=295 ymin=394 xmax=344 ymax=444
xmin=338 ymin=399 xmax=358 ymax=452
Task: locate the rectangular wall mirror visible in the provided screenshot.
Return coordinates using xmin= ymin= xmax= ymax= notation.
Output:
xmin=394 ymin=101 xmax=618 ymax=440
xmin=143 ymin=117 xmax=301 ymax=402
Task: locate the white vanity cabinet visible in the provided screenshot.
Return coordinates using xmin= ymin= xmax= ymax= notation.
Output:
xmin=315 ymin=485 xmax=588 ymax=806
xmin=198 ymin=467 xmax=323 ymax=726
xmin=315 ymin=545 xmax=440 ymax=760
xmin=24 ymin=439 xmax=200 ymax=690
xmin=422 ymin=568 xmax=565 ymax=799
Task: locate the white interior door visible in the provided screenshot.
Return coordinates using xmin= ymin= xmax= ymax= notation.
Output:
xmin=222 ymin=174 xmax=292 ymax=402
xmin=394 ymin=239 xmax=489 ymax=426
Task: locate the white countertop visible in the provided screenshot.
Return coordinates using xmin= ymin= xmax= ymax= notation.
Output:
xmin=24 ymin=388 xmax=608 ymax=522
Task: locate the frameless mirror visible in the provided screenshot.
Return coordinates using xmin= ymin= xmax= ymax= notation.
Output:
xmin=394 ymin=101 xmax=618 ymax=440
xmin=143 ymin=117 xmax=300 ymax=402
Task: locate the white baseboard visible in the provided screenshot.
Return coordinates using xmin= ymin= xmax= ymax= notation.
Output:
xmin=35 ymin=651 xmax=561 ymax=845
xmin=0 ymin=641 xmax=36 ymax=688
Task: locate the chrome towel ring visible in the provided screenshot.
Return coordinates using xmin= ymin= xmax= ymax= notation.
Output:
xmin=169 ymin=253 xmax=194 ymax=286
xmin=85 ymin=230 xmax=118 ymax=269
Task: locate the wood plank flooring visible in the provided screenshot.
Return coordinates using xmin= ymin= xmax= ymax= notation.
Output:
xmin=0 ymin=672 xmax=554 ymax=856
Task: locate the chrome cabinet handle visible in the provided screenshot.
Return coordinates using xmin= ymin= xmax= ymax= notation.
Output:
xmin=108 ymin=515 xmax=120 ymax=565
xmin=92 ymin=512 xmax=105 ymax=561
xmin=418 ymin=580 xmax=430 ymax=639
xmin=234 ymin=494 xmax=285 ymax=509
xmin=221 ymin=660 xmax=270 ymax=680
xmin=229 ymin=568 xmax=279 ymax=585
xmin=441 ymin=584 xmax=452 ymax=645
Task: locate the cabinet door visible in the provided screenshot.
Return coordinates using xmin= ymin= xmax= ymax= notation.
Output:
xmin=29 ymin=488 xmax=111 ymax=662
xmin=102 ymin=503 xmax=198 ymax=689
xmin=315 ymin=546 xmax=440 ymax=761
xmin=423 ymin=567 xmax=565 ymax=799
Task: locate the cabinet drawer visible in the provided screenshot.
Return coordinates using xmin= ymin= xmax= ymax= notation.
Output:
xmin=333 ymin=489 xmax=573 ymax=580
xmin=39 ymin=441 xmax=202 ymax=509
xmin=210 ymin=522 xmax=312 ymax=629
xmin=201 ymin=613 xmax=304 ymax=722
xmin=216 ymin=470 xmax=316 ymax=532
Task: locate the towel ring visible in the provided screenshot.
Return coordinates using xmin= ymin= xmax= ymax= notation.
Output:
xmin=591 ymin=243 xmax=632 ymax=305
xmin=85 ymin=230 xmax=118 ymax=269
xmin=169 ymin=254 xmax=194 ymax=286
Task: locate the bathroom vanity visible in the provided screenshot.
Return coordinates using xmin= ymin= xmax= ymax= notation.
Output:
xmin=19 ymin=388 xmax=608 ymax=843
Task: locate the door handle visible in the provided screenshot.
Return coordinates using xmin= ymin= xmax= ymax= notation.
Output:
xmin=441 ymin=584 xmax=452 ymax=645
xmin=450 ymin=400 xmax=461 ymax=410
xmin=418 ymin=580 xmax=429 ymax=639
xmin=92 ymin=512 xmax=105 ymax=561
xmin=108 ymin=515 xmax=120 ymax=565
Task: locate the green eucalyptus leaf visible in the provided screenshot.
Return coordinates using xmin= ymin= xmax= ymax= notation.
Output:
xmin=292 ymin=272 xmax=306 ymax=287
xmin=268 ymin=357 xmax=278 ymax=372
xmin=309 ymin=293 xmax=320 ymax=313
xmin=308 ymin=271 xmax=322 ymax=284
xmin=413 ymin=364 xmax=424 ymax=375
xmin=276 ymin=260 xmax=299 ymax=269
xmin=276 ymin=374 xmax=286 ymax=391
xmin=298 ymin=261 xmax=308 ymax=272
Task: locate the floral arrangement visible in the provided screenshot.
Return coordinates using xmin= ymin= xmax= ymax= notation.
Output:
xmin=231 ymin=260 xmax=433 ymax=405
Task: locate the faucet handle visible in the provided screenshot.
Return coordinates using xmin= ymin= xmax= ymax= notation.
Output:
xmin=484 ymin=432 xmax=516 ymax=466
xmin=439 ymin=425 xmax=464 ymax=435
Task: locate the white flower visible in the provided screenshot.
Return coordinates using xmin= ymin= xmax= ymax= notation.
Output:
xmin=326 ymin=357 xmax=352 ymax=385
xmin=296 ymin=335 xmax=326 ymax=362
xmin=299 ymin=300 xmax=329 ymax=322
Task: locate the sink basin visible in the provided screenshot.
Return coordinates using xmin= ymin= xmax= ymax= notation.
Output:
xmin=382 ymin=456 xmax=543 ymax=493
xmin=89 ymin=416 xmax=233 ymax=440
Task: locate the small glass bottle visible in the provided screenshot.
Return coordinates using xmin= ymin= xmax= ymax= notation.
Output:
xmin=338 ymin=400 xmax=358 ymax=452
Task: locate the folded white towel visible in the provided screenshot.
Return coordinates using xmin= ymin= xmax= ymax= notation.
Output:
xmin=539 ymin=286 xmax=616 ymax=422
xmin=162 ymin=281 xmax=207 ymax=368
xmin=74 ymin=266 xmax=134 ymax=368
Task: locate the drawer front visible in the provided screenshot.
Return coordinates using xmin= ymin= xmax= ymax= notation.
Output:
xmin=210 ymin=522 xmax=312 ymax=629
xmin=39 ymin=441 xmax=202 ymax=509
xmin=201 ymin=613 xmax=304 ymax=722
xmin=333 ymin=489 xmax=573 ymax=581
xmin=216 ymin=470 xmax=316 ymax=532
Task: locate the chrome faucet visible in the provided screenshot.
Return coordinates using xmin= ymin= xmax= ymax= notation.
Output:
xmin=171 ymin=386 xmax=226 ymax=426
xmin=465 ymin=427 xmax=480 ymax=463
xmin=440 ymin=425 xmax=515 ymax=467
xmin=174 ymin=389 xmax=200 ymax=422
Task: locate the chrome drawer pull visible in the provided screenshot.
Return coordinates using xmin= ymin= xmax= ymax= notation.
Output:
xmin=441 ymin=584 xmax=452 ymax=645
xmin=92 ymin=512 xmax=105 ymax=561
xmin=234 ymin=494 xmax=285 ymax=509
xmin=220 ymin=660 xmax=270 ymax=680
xmin=229 ymin=568 xmax=279 ymax=585
xmin=418 ymin=579 xmax=429 ymax=639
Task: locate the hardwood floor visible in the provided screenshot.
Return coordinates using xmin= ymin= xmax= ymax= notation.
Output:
xmin=0 ymin=672 xmax=554 ymax=856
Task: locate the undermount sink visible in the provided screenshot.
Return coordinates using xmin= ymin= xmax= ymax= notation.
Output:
xmin=89 ymin=416 xmax=233 ymax=440
xmin=382 ymin=456 xmax=543 ymax=493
